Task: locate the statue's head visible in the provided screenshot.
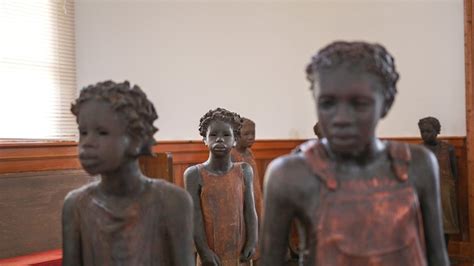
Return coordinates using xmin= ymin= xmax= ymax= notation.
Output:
xmin=199 ymin=108 xmax=242 ymax=156
xmin=306 ymin=41 xmax=399 ymax=156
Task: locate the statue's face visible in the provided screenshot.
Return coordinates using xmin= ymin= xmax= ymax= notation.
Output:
xmin=204 ymin=120 xmax=235 ymax=157
xmin=315 ymin=67 xmax=385 ymax=157
xmin=237 ymin=121 xmax=255 ymax=149
xmin=77 ymin=100 xmax=132 ymax=175
xmin=419 ymin=123 xmax=438 ymax=144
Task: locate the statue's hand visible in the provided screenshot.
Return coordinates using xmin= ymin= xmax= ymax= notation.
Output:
xmin=201 ymin=250 xmax=221 ymax=266
xmin=240 ymin=245 xmax=256 ymax=261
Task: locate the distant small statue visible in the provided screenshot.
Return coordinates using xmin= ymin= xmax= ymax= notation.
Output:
xmin=292 ymin=122 xmax=325 ymax=155
xmin=184 ymin=108 xmax=257 ymax=266
xmin=418 ymin=116 xmax=460 ymax=246
xmin=231 ymin=117 xmax=263 ymax=265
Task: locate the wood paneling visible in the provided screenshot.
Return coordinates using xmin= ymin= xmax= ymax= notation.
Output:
xmin=464 ymin=0 xmax=474 ymax=259
xmin=0 ymin=140 xmax=306 ymax=259
xmin=138 ymin=152 xmax=174 ymax=183
xmin=0 ymin=170 xmax=94 ymax=259
xmin=150 ymin=140 xmax=305 ymax=189
xmin=0 ymin=137 xmax=469 ymax=258
xmin=0 ymin=142 xmax=79 ymax=174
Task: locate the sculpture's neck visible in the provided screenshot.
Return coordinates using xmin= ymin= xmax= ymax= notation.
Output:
xmin=99 ymin=160 xmax=145 ymax=197
xmin=205 ymin=153 xmax=233 ymax=175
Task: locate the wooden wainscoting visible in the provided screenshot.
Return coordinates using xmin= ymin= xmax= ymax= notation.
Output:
xmin=0 ymin=139 xmax=305 ymax=259
xmin=0 ymin=137 xmax=470 ymax=258
xmin=464 ymin=0 xmax=474 ymax=259
xmin=0 ymin=141 xmax=79 ymax=174
xmin=0 ymin=169 xmax=94 ymax=259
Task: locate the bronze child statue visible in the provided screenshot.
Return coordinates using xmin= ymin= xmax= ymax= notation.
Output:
xmin=62 ymin=81 xmax=194 ymax=266
xmin=418 ymin=116 xmax=460 ymax=246
xmin=230 ymin=117 xmax=263 ymax=265
xmin=260 ymin=42 xmax=448 ymax=266
xmin=313 ymin=122 xmax=323 ymax=139
xmin=184 ymin=108 xmax=257 ymax=266
xmin=292 ymin=122 xmax=324 ymax=155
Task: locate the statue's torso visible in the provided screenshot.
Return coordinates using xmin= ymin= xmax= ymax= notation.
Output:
xmin=297 ymin=140 xmax=427 ymax=266
xmin=197 ymin=163 xmax=249 ymax=266
xmin=74 ymin=179 xmax=173 ymax=266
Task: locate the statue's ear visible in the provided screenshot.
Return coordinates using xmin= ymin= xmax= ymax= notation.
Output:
xmin=203 ymin=137 xmax=208 ymax=146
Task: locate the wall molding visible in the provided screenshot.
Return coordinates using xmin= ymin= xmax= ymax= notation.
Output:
xmin=0 ymin=137 xmax=465 ymax=174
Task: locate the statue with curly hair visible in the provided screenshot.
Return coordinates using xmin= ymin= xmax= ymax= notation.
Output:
xmin=261 ymin=42 xmax=448 ymax=266
xmin=62 ymin=80 xmax=194 ymax=266
xmin=230 ymin=117 xmax=263 ymax=265
xmin=184 ymin=108 xmax=257 ymax=266
xmin=419 ymin=116 xmax=460 ymax=247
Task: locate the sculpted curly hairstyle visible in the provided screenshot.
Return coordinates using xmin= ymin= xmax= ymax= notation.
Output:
xmin=418 ymin=116 xmax=441 ymax=134
xmin=199 ymin=108 xmax=242 ymax=138
xmin=71 ymin=80 xmax=158 ymax=156
xmin=306 ymin=41 xmax=400 ymax=111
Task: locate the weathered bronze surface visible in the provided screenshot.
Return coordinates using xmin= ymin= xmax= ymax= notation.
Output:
xmin=419 ymin=116 xmax=460 ymax=243
xmin=261 ymin=42 xmax=448 ymax=266
xmin=63 ymin=81 xmax=194 ymax=266
xmin=185 ymin=108 xmax=257 ymax=266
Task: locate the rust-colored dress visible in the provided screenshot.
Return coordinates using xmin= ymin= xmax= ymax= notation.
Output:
xmin=231 ymin=149 xmax=263 ymax=260
xmin=197 ymin=163 xmax=250 ymax=266
xmin=303 ymin=141 xmax=427 ymax=266
xmin=68 ymin=179 xmax=187 ymax=265
xmin=423 ymin=141 xmax=460 ymax=234
xmin=231 ymin=149 xmax=264 ymax=224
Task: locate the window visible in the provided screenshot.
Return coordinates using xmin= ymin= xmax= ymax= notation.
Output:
xmin=0 ymin=0 xmax=76 ymax=140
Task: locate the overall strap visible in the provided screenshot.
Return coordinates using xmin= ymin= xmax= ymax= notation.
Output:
xmin=302 ymin=140 xmax=338 ymax=190
xmin=196 ymin=164 xmax=204 ymax=171
xmin=387 ymin=141 xmax=412 ymax=182
xmin=195 ymin=163 xmax=205 ymax=177
xmin=234 ymin=162 xmax=246 ymax=193
xmin=195 ymin=164 xmax=207 ymax=186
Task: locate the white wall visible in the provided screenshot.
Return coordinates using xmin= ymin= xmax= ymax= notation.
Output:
xmin=75 ymin=0 xmax=465 ymax=140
